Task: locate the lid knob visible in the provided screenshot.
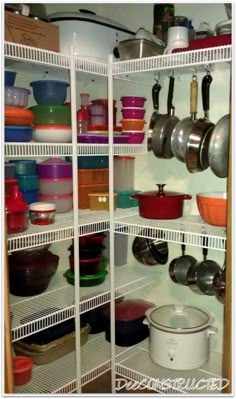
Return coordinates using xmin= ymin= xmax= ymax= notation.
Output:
xmin=156 ymin=184 xmax=166 ymax=196
xmin=174 ymin=305 xmax=185 ymax=314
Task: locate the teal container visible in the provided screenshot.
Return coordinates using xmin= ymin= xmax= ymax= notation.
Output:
xmin=65 ymin=156 xmax=109 ymax=169
xmin=10 ymin=160 xmax=36 ymax=175
xmin=116 ymin=190 xmax=140 ymax=208
xmin=16 ymin=174 xmax=39 ymax=192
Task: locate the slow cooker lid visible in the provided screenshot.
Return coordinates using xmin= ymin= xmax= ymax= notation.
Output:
xmin=150 ymin=305 xmax=209 ymax=330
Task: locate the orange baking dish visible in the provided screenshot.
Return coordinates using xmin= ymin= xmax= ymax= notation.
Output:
xmin=78 ymin=168 xmax=109 ymax=186
xmin=5 ymin=107 xmax=35 ymax=126
xmin=78 ymin=183 xmax=109 ymax=209
xmin=196 ymin=192 xmax=227 ymax=227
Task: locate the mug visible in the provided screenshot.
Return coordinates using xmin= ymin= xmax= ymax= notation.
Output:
xmin=164 ymin=26 xmax=189 ymax=54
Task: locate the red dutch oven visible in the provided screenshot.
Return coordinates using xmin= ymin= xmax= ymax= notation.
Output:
xmin=131 ymin=184 xmax=192 ymax=219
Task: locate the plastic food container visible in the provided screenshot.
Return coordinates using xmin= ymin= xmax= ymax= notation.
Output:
xmin=37 ymin=158 xmax=72 ymax=179
xmin=121 ymin=107 xmax=146 ymax=120
xmin=29 ymin=202 xmax=56 ymax=225
xmin=39 ymin=178 xmax=73 ymax=196
xmin=5 ymin=107 xmax=35 ymax=126
xmin=5 ymin=71 xmax=17 ymax=87
xmin=30 ymin=80 xmax=70 ymax=105
xmin=78 ymin=169 xmax=109 ymax=185
xmin=78 ymin=183 xmax=109 ymax=209
xmin=121 ymin=119 xmax=146 ymax=131
xmin=29 ymin=105 xmax=71 ymax=125
xmin=5 ymin=86 xmax=31 ymax=108
xmin=78 ymin=156 xmax=109 ymax=169
xmin=33 ymin=125 xmax=72 ymax=143
xmin=16 ymin=175 xmax=39 ymax=192
xmin=5 ymin=126 xmax=33 ymax=143
xmin=77 ymin=134 xmax=131 ymax=144
xmin=127 ymin=132 xmax=145 ymax=144
xmin=121 ymin=96 xmax=146 ymax=108
xmin=116 ymin=190 xmax=140 ymax=208
xmin=69 ymin=255 xmax=104 ymax=274
xmin=88 ymin=192 xmax=117 ymax=211
xmin=64 ymin=268 xmax=108 ymax=287
xmin=5 ymin=186 xmax=29 ymax=234
xmin=22 ymin=190 xmax=39 ymax=205
xmin=196 ymin=192 xmax=227 ymax=227
xmin=5 ymin=162 xmax=16 ymax=179
xmin=90 ymin=99 xmax=117 ymax=126
xmin=114 ymin=156 xmax=135 ymax=191
xmin=13 ymin=356 xmax=33 ymax=386
xmin=10 ymin=160 xmax=36 ymax=176
xmin=39 ymin=194 xmax=73 ymax=213
xmin=5 ymin=179 xmax=18 ymax=196
xmin=118 ymin=38 xmax=165 ymax=60
xmin=9 ymin=250 xmax=59 ymax=296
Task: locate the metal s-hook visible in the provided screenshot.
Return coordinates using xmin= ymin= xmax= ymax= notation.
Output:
xmin=154 ymin=71 xmax=160 ymax=83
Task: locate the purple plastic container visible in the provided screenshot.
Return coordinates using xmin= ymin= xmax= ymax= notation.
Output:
xmin=121 ymin=108 xmax=146 ymax=120
xmin=77 ymin=134 xmax=131 ymax=144
xmin=120 ymin=96 xmax=146 ymax=108
xmin=37 ymin=158 xmax=72 ymax=179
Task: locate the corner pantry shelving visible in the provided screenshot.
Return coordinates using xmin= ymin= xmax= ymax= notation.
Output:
xmin=5 ymin=39 xmax=231 ymax=394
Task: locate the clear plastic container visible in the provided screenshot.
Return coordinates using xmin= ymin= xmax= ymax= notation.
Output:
xmin=80 ymin=93 xmax=90 ymax=107
xmin=114 ymin=156 xmax=135 ymax=191
xmin=39 ymin=178 xmax=73 ymax=196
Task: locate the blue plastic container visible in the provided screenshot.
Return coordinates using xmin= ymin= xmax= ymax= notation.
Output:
xmin=5 ymin=126 xmax=33 ymax=143
xmin=10 ymin=160 xmax=36 ymax=175
xmin=22 ymin=190 xmax=39 ymax=204
xmin=5 ymin=71 xmax=17 ymax=87
xmin=116 ymin=190 xmax=140 ymax=208
xmin=30 ymin=80 xmax=69 ymax=105
xmin=16 ymin=175 xmax=39 ymax=192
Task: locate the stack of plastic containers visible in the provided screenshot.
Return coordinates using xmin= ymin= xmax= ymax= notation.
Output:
xmin=11 ymin=160 xmax=39 ymax=204
xmin=114 ymin=156 xmax=140 ymax=208
xmin=29 ymin=80 xmax=72 ymax=143
xmin=5 ymin=71 xmax=34 ymax=142
xmin=120 ymin=96 xmax=146 ymax=144
xmin=37 ymin=158 xmax=73 ymax=213
xmin=77 ymin=156 xmax=110 ymax=209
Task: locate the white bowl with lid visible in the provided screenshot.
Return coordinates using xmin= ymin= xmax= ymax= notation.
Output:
xmin=29 ymin=202 xmax=56 ymax=225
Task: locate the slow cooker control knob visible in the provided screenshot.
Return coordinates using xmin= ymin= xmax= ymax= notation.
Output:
xmin=168 ymin=349 xmax=175 ymax=361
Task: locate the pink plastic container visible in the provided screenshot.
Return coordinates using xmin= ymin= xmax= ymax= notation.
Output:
xmin=121 ymin=108 xmax=146 ymax=120
xmin=127 ymin=133 xmax=145 ymax=144
xmin=39 ymin=178 xmax=73 ymax=196
xmin=121 ymin=96 xmax=146 ymax=108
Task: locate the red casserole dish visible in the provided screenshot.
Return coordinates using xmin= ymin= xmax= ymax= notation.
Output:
xmin=131 ymin=184 xmax=192 ymax=220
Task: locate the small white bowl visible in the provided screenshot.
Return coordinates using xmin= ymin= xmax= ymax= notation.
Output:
xmin=33 ymin=125 xmax=72 ymax=143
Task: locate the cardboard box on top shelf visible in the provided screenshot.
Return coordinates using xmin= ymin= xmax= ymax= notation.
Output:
xmin=5 ymin=11 xmax=59 ymax=52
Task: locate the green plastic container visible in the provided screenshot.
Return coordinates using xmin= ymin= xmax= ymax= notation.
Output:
xmin=64 ymin=269 xmax=108 ymax=287
xmin=116 ymin=190 xmax=140 ymax=208
xmin=29 ymin=105 xmax=71 ymax=125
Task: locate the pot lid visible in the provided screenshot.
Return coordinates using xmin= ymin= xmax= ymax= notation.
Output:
xmin=137 ymin=184 xmax=188 ymax=198
xmin=104 ymin=299 xmax=155 ymax=321
xmin=48 ymin=10 xmax=134 ymax=35
xmin=149 ymin=305 xmax=210 ymax=331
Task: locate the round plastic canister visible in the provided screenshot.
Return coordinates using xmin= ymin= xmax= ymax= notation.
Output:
xmin=114 ymin=156 xmax=135 ymax=191
xmin=10 ymin=160 xmax=36 ymax=176
xmin=29 ymin=202 xmax=56 ymax=225
xmin=5 ymin=186 xmax=29 ymax=234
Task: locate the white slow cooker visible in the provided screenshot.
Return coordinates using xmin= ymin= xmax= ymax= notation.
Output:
xmin=48 ymin=10 xmax=134 ymax=61
xmin=144 ymin=304 xmax=217 ymax=370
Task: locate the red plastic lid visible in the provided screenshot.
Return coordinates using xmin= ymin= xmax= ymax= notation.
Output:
xmin=13 ymin=356 xmax=33 ymax=373
xmin=91 ymin=99 xmax=116 ymax=105
xmin=104 ymin=299 xmax=155 ymax=321
xmin=88 ymin=125 xmax=122 ymax=132
xmin=136 ymin=184 xmax=190 ymax=198
xmin=114 ymin=156 xmax=135 ymax=160
xmin=5 ymin=186 xmax=28 ymax=212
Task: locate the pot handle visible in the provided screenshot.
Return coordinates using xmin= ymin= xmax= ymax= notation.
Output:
xmin=131 ymin=194 xmax=139 ymax=200
xmin=207 ymin=326 xmax=218 ymax=337
xmin=142 ymin=318 xmax=149 ymax=326
xmin=183 ymin=194 xmax=192 ymax=200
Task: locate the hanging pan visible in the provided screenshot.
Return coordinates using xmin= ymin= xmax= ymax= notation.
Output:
xmin=185 ymin=72 xmax=215 ymax=173
xmin=152 ymin=75 xmax=179 ymax=159
xmin=147 ymin=79 xmax=162 ymax=152
xmin=208 ymin=114 xmax=230 ymax=178
xmin=171 ymin=75 xmax=198 ymax=163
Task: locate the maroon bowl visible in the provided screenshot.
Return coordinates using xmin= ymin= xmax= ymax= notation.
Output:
xmin=69 ymin=255 xmax=103 ymax=275
xmin=37 ymin=158 xmax=72 ymax=179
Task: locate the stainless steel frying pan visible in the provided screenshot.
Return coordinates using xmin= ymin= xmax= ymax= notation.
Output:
xmin=208 ymin=114 xmax=230 ymax=178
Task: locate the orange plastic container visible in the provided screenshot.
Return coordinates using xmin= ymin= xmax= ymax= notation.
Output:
xmin=121 ymin=119 xmax=146 ymax=131
xmin=78 ymin=183 xmax=109 ymax=209
xmin=78 ymin=168 xmax=109 ymax=185
xmin=196 ymin=192 xmax=227 ymax=227
xmin=88 ymin=192 xmax=117 ymax=211
xmin=5 ymin=107 xmax=35 ymax=126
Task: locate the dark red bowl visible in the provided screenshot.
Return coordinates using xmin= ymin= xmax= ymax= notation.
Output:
xmin=69 ymin=255 xmax=103 ymax=275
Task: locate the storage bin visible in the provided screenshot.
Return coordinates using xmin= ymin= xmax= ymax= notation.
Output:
xmin=39 ymin=178 xmax=73 ymax=196
xmin=114 ymin=156 xmax=135 ymax=191
xmin=14 ymin=324 xmax=90 ymax=365
xmin=39 ymin=194 xmax=73 ymax=213
xmin=78 ymin=183 xmax=109 ymax=209
xmin=5 ymin=162 xmax=16 ymax=179
xmin=78 ymin=168 xmax=109 ymax=185
xmin=88 ymin=192 xmax=117 ymax=211
xmin=116 ymin=190 xmax=140 ymax=208
xmin=22 ymin=190 xmax=39 ymax=204
xmin=11 ymin=160 xmax=36 ymax=176
xmin=16 ymin=175 xmax=39 ymax=192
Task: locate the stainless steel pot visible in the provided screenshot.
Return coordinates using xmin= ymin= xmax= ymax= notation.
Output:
xmin=132 ymin=229 xmax=169 ymax=266
xmin=208 ymin=114 xmax=230 ymax=178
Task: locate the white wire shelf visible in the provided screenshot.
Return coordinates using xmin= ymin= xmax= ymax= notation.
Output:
xmin=114 ymin=214 xmax=226 ymax=251
xmin=5 ymin=143 xmax=148 ymax=157
xmin=116 ymin=340 xmax=222 ymax=394
xmin=112 ymin=45 xmax=232 ymax=77
xmin=11 ymin=263 xmax=155 ymax=341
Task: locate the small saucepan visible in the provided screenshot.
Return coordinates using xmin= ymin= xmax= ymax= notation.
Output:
xmin=213 ymin=262 xmax=226 ymax=304
xmin=169 ymin=236 xmax=197 ymax=285
xmin=132 ymin=229 xmax=169 ymax=266
xmin=147 ymin=80 xmax=162 ymax=152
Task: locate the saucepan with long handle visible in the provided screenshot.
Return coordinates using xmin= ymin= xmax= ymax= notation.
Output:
xmin=147 ymin=80 xmax=162 ymax=152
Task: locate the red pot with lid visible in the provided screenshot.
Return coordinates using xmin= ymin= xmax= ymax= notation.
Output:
xmin=131 ymin=184 xmax=192 ymax=219
xmin=5 ymin=185 xmax=29 ymax=234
